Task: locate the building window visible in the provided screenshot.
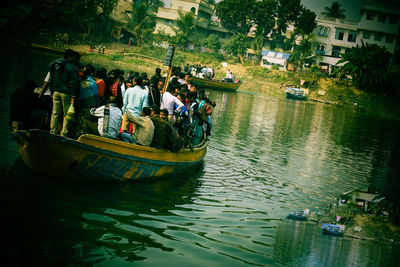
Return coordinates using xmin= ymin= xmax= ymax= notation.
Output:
xmin=316 ymin=44 xmax=326 ymax=54
xmin=345 ymin=48 xmax=352 ymax=54
xmin=374 ymin=32 xmax=382 ymax=41
xmin=366 ymin=13 xmax=374 ymax=20
xmin=318 ymin=26 xmax=329 ymax=37
xmin=386 ymin=35 xmax=394 ymax=43
xmin=389 ymin=17 xmax=396 ymax=24
xmin=347 ymin=31 xmax=357 ymax=42
xmin=378 ymin=15 xmax=386 ymax=23
xmin=335 ymin=28 xmax=344 ymax=40
xmin=332 ymin=46 xmax=341 ymax=57
xmin=190 ymin=7 xmax=196 ymax=13
xmin=363 ymin=30 xmax=371 ymax=39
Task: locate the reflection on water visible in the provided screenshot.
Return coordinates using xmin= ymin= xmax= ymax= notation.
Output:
xmin=1 ymin=43 xmax=400 ymax=266
xmin=275 ymin=220 xmax=400 ymax=267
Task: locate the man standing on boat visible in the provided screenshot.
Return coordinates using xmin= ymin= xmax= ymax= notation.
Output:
xmin=48 ymin=49 xmax=80 ymax=137
xmin=121 ymin=75 xmax=149 ymax=132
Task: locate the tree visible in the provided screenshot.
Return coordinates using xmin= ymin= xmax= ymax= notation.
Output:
xmin=321 ymin=1 xmax=346 ymax=19
xmin=223 ymin=33 xmax=251 ymax=63
xmin=203 ymin=34 xmax=221 ymax=53
xmin=172 ymin=11 xmax=197 ymax=51
xmin=129 ymin=0 xmax=156 ymax=47
xmin=337 ymin=43 xmax=394 ymax=94
xmin=215 ymin=0 xmax=256 ymax=35
xmin=95 ymin=0 xmax=119 ymax=29
xmin=288 ymin=35 xmax=318 ymax=69
xmin=252 ymin=0 xmax=277 ymax=60
xmin=146 ymin=0 xmax=165 ymax=12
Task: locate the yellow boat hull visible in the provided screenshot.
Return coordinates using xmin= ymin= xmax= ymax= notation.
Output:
xmin=14 ymin=130 xmax=208 ymax=181
xmin=191 ymin=76 xmax=241 ymax=91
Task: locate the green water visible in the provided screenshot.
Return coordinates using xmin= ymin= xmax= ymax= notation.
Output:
xmin=1 ymin=43 xmax=400 ymax=266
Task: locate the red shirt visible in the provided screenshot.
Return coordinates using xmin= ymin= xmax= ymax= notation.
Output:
xmin=96 ymin=79 xmax=106 ymax=98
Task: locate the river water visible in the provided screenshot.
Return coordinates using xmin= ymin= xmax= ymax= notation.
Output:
xmin=1 ymin=43 xmax=400 ymax=266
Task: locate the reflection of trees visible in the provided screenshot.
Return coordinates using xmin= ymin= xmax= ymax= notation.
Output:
xmin=274 ymin=220 xmax=400 ymax=266
xmin=327 ymin=110 xmax=400 ymax=199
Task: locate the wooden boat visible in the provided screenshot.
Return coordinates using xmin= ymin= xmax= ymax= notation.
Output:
xmin=13 ymin=129 xmax=208 ymax=181
xmin=321 ymin=223 xmax=344 ymax=236
xmin=285 ymin=87 xmax=307 ymax=100
xmin=191 ymin=76 xmax=242 ymax=91
xmin=287 ymin=210 xmax=307 ymax=220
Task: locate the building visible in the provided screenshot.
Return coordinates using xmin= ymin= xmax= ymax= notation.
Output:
xmin=313 ymin=0 xmax=400 ymax=70
xmin=154 ymin=0 xmax=230 ymax=49
xmin=260 ymin=50 xmax=291 ymax=70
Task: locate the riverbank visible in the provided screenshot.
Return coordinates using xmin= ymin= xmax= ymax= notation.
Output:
xmin=9 ymin=39 xmax=400 ymax=119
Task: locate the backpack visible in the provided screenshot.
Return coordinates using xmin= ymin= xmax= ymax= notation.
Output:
xmin=166 ymin=125 xmax=184 ymax=153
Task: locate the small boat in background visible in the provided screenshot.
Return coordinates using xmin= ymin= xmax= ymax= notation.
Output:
xmin=285 ymin=87 xmax=307 ymax=100
xmin=287 ymin=209 xmax=308 ymax=220
xmin=191 ymin=76 xmax=242 ymax=91
xmin=321 ymin=223 xmax=344 ymax=236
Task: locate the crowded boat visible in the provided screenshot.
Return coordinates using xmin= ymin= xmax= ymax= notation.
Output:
xmin=9 ymin=49 xmax=215 ymax=153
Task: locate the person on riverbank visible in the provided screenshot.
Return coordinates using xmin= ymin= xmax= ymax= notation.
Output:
xmin=121 ymin=75 xmax=149 ymax=132
xmin=82 ymin=96 xmax=122 ymax=139
xmin=120 ymin=107 xmax=154 ymax=146
xmin=48 ymin=49 xmax=80 ymax=137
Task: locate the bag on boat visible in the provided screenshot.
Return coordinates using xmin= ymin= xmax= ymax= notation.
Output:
xmin=197 ymin=106 xmax=208 ymax=122
xmin=204 ymin=103 xmax=212 ymax=115
xmin=65 ymin=104 xmax=75 ymax=122
xmin=166 ymin=125 xmax=184 ymax=153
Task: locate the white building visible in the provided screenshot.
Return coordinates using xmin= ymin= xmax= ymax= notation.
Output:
xmin=154 ymin=0 xmax=230 ymax=49
xmin=313 ymin=0 xmax=400 ymax=69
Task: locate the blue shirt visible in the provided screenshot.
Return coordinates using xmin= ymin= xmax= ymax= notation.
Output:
xmin=122 ymin=85 xmax=149 ymax=116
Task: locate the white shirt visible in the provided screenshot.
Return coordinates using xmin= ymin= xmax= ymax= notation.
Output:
xmin=90 ymin=104 xmax=122 ymax=139
xmin=160 ymin=91 xmax=184 ymax=115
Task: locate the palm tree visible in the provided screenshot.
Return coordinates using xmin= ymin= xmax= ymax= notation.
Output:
xmin=321 ymin=1 xmax=346 ymax=19
xmin=173 ymin=11 xmax=197 ymax=51
xmin=129 ymin=0 xmax=156 ymax=47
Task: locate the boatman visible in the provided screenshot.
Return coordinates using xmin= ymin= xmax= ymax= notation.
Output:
xmin=48 ymin=49 xmax=81 ymax=137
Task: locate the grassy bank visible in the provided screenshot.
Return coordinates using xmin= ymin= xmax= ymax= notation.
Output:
xmin=69 ymin=44 xmax=400 ymax=119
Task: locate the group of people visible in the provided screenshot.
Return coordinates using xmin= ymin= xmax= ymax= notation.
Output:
xmin=9 ymin=49 xmax=216 ymax=152
xmin=184 ymin=64 xmax=215 ymax=80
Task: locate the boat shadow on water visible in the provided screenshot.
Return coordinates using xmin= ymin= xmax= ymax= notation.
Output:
xmin=1 ymin=156 xmax=205 ymax=265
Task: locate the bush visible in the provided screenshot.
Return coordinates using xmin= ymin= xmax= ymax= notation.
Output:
xmin=247 ymin=67 xmax=271 ymax=78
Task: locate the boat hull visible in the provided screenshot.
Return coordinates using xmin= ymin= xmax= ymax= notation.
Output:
xmin=285 ymin=92 xmax=307 ymax=100
xmin=13 ymin=130 xmax=208 ymax=181
xmin=191 ymin=76 xmax=241 ymax=91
